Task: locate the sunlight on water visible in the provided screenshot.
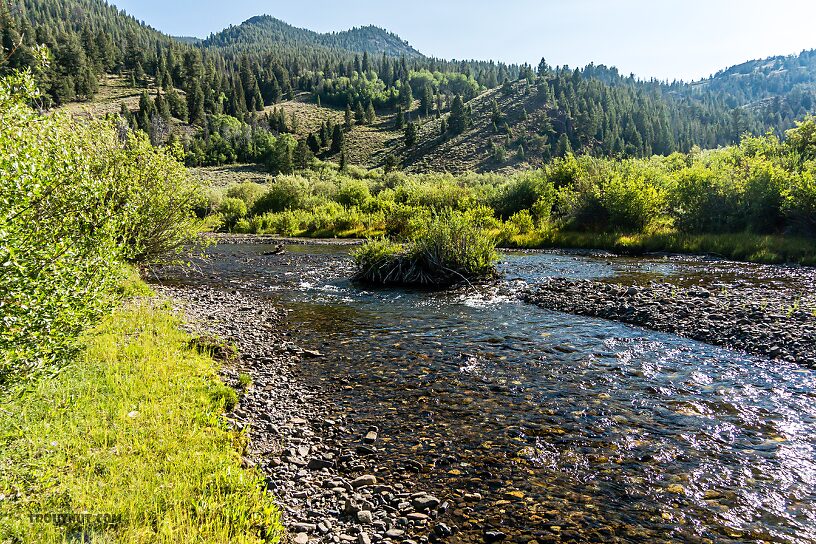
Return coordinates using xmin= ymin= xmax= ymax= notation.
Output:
xmin=157 ymin=244 xmax=816 ymax=543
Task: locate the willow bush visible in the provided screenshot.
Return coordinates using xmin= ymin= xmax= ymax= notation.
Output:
xmin=0 ymin=71 xmax=201 ymax=382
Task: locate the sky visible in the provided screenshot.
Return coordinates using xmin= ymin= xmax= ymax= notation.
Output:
xmin=111 ymin=0 xmax=816 ymax=82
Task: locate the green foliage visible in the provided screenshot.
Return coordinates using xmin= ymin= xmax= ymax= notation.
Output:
xmin=201 ymin=118 xmax=816 ymax=262
xmin=251 ymin=175 xmax=312 ymax=214
xmin=218 ymin=197 xmax=249 ymax=229
xmin=352 ymin=211 xmax=499 ymax=287
xmin=336 ymin=179 xmax=372 ymax=208
xmin=0 ymin=71 xmax=201 ymax=381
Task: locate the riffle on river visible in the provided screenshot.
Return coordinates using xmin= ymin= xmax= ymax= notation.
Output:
xmin=159 ymin=244 xmax=816 ymax=543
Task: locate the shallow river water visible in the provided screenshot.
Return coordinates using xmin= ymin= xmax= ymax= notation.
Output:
xmin=161 ymin=244 xmax=816 ymax=543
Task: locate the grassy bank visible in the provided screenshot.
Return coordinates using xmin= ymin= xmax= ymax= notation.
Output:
xmin=506 ymin=231 xmax=816 ymax=265
xmin=0 ymin=290 xmax=282 ymax=543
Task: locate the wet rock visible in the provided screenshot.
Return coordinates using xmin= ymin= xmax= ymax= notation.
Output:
xmin=411 ymin=495 xmax=441 ymax=510
xmin=307 ymin=458 xmax=335 ymax=470
xmin=352 ymin=475 xmax=378 ymax=488
xmin=484 ymin=530 xmax=506 ymax=543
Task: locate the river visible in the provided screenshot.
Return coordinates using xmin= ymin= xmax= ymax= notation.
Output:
xmin=158 ymin=243 xmax=816 ymax=543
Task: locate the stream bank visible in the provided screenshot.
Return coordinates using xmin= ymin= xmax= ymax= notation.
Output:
xmin=153 ymin=243 xmax=816 ymax=544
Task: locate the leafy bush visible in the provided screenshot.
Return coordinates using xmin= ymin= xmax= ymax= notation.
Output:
xmin=508 ymin=210 xmax=535 ymax=234
xmin=336 ymin=179 xmax=372 ymax=208
xmin=251 ymin=175 xmax=311 ymax=214
xmin=218 ymin=197 xmax=248 ymax=230
xmin=225 ymin=182 xmax=267 ymax=209
xmin=353 ymin=212 xmax=498 ymax=287
xmin=601 ymin=164 xmax=666 ymax=231
xmin=0 ymin=72 xmax=201 ymax=381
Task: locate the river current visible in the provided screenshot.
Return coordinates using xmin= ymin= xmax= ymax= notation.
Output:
xmin=159 ymin=243 xmax=816 ymax=543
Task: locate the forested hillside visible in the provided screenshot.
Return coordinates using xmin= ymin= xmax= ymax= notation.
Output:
xmin=202 ymin=16 xmax=422 ymax=58
xmin=2 ymin=0 xmax=816 ymax=174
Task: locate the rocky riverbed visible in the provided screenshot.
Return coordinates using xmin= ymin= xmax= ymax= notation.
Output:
xmin=152 ymin=243 xmax=816 ymax=544
xmin=157 ymin=285 xmax=452 ymax=544
xmin=522 ymin=278 xmax=816 ymax=364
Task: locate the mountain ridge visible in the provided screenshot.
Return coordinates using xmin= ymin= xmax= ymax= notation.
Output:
xmin=201 ymin=15 xmax=423 ymax=58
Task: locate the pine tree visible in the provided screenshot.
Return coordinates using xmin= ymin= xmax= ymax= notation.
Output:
xmin=155 ymin=90 xmax=171 ymax=121
xmin=420 ymin=84 xmax=433 ymax=116
xmin=555 ymin=133 xmax=573 ymax=157
xmin=404 ymin=122 xmax=417 ymax=147
xmin=400 ymin=81 xmax=413 ymax=111
xmin=188 ymin=80 xmax=206 ymax=126
xmin=339 ymin=150 xmax=347 ymax=171
xmin=395 ymin=108 xmax=405 ymax=129
xmin=449 ymin=95 xmax=468 ymax=134
xmin=294 ymin=139 xmax=312 ymax=169
xmin=331 ymin=124 xmax=345 ymax=153
xmin=345 ymin=103 xmax=353 ymax=129
xmin=365 ymin=101 xmax=376 ymax=125
xmin=307 ymin=133 xmax=321 ymax=154
xmin=362 ymin=51 xmax=370 ymax=73
xmin=355 ymin=101 xmax=365 ymax=123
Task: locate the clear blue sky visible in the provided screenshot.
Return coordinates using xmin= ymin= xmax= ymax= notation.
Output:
xmin=112 ymin=0 xmax=816 ymax=82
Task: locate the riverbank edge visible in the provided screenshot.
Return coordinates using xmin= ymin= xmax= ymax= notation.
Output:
xmin=522 ymin=278 xmax=816 ymax=365
xmin=0 ymin=284 xmax=283 ymax=543
xmin=155 ymin=284 xmax=452 ymax=544
xmin=204 ymin=232 xmax=816 ymax=266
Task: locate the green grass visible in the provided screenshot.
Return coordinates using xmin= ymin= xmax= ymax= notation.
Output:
xmin=352 ymin=213 xmax=499 ymax=287
xmin=507 ymin=230 xmax=816 ymax=265
xmin=0 ymin=295 xmax=282 ymax=543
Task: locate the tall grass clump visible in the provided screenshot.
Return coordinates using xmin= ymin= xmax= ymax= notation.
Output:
xmin=352 ymin=212 xmax=499 ymax=287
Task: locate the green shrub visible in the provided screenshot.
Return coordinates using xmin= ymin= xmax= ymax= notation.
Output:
xmin=251 ymin=175 xmax=311 ymax=214
xmin=353 ymin=212 xmax=498 ymax=287
xmin=0 ymin=72 xmax=201 ymax=381
xmin=601 ymin=164 xmax=666 ymax=231
xmin=784 ymin=161 xmax=816 ymax=235
xmin=508 ymin=210 xmax=535 ymax=234
xmin=336 ymin=179 xmax=372 ymax=208
xmin=226 ymin=182 xmax=267 ymax=209
xmin=218 ymin=197 xmax=248 ymax=230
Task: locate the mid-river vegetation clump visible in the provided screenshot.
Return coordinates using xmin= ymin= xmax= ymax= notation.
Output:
xmin=202 ymin=116 xmax=816 ymax=265
xmin=0 ymin=71 xmax=282 ymax=542
xmin=352 ymin=212 xmax=499 ymax=287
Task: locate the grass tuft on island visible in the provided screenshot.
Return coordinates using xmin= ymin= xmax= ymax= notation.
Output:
xmin=352 ymin=213 xmax=499 ymax=287
xmin=0 ymin=289 xmax=282 ymax=544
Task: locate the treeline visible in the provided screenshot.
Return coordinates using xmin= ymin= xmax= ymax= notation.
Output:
xmin=203 ymin=117 xmax=816 ymax=262
xmin=5 ymin=0 xmax=816 ymax=167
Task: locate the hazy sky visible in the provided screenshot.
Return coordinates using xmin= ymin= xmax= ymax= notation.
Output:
xmin=112 ymin=0 xmax=816 ymax=82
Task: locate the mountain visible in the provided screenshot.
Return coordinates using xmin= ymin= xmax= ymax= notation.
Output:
xmin=678 ymin=49 xmax=816 ymax=132
xmin=5 ymin=0 xmax=816 ymax=175
xmin=202 ymin=15 xmax=422 ymax=58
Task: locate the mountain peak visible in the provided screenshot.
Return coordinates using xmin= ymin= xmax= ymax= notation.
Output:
xmin=203 ymin=15 xmax=422 ymax=58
